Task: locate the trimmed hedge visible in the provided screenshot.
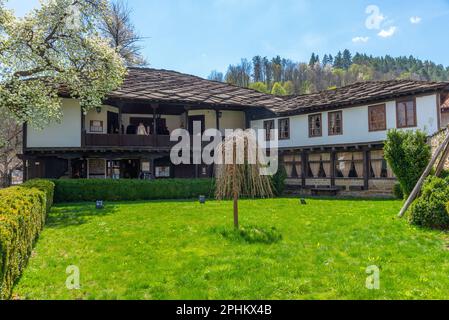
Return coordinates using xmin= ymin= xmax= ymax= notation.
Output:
xmin=22 ymin=179 xmax=55 ymax=211
xmin=0 ymin=180 xmax=55 ymax=300
xmin=52 ymin=179 xmax=216 ymax=202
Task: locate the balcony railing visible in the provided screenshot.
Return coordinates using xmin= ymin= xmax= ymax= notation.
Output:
xmin=84 ymin=133 xmax=176 ymax=148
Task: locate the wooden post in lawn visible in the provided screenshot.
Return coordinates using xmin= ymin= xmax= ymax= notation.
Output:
xmin=398 ymin=128 xmax=449 ymax=218
xmin=435 ymin=137 xmax=449 ymax=177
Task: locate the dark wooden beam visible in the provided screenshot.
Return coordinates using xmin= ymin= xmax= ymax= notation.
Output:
xmin=152 ymin=104 xmax=159 ymax=147
xmin=301 ymin=150 xmax=307 ymax=188
xmin=330 ymin=151 xmax=336 ymax=187
xmin=364 ymin=150 xmax=370 ymax=190
xmin=22 ymin=122 xmax=28 ymax=151
xmin=216 ymin=109 xmax=220 ymax=131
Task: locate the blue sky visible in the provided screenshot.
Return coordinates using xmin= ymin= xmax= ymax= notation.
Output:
xmin=7 ymin=0 xmax=449 ymax=78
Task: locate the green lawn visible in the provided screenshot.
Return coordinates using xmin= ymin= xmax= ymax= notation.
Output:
xmin=13 ymin=198 xmax=449 ymax=300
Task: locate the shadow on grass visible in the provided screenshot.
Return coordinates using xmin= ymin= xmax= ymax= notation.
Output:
xmin=46 ymin=204 xmax=118 ymax=229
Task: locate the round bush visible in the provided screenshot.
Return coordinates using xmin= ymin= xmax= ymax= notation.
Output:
xmin=408 ymin=176 xmax=449 ymax=229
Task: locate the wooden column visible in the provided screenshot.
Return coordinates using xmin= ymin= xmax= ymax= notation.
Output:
xmin=81 ymin=110 xmax=86 ymax=147
xmin=330 ymin=150 xmax=336 ymax=187
xmin=151 ymin=158 xmax=156 ymax=179
xmin=67 ymin=159 xmax=73 ymax=179
xmin=152 ymin=104 xmax=158 ymax=147
xmin=23 ymin=159 xmax=28 ymax=182
xmin=216 ymin=109 xmax=221 ymax=131
xmin=363 ymin=149 xmax=370 ymax=190
xmin=117 ymin=103 xmax=123 ymax=134
xmin=22 ymin=122 xmax=27 ymax=151
xmin=195 ymin=164 xmax=199 ymax=178
xmin=301 ymin=150 xmax=307 ymax=188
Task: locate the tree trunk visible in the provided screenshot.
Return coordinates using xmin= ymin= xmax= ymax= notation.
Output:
xmin=1 ymin=173 xmax=11 ymax=188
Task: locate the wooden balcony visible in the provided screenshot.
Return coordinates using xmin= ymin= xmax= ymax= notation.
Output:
xmin=84 ymin=133 xmax=176 ymax=149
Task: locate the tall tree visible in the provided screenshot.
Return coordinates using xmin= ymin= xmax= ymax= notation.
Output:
xmin=342 ymin=49 xmax=353 ymax=70
xmin=100 ymin=0 xmax=148 ymax=67
xmin=208 ymin=70 xmax=224 ymax=82
xmin=263 ymin=57 xmax=272 ymax=87
xmin=333 ymin=51 xmax=343 ymax=69
xmin=0 ymin=0 xmax=126 ymax=135
xmin=252 ymin=55 xmax=263 ymax=83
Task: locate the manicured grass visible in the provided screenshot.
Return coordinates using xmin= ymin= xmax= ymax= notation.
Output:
xmin=13 ymin=198 xmax=449 ymax=300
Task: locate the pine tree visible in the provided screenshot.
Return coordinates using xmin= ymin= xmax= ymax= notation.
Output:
xmin=252 ymin=56 xmax=263 ymax=83
xmin=333 ymin=51 xmax=343 ymax=69
xmin=342 ymin=49 xmax=352 ymax=70
xmin=309 ymin=53 xmax=317 ymax=66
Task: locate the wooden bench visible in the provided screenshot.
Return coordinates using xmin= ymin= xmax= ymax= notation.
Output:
xmin=311 ymin=187 xmax=339 ymax=197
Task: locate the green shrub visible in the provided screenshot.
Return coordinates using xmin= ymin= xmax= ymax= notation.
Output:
xmin=393 ymin=183 xmax=404 ymax=200
xmin=217 ymin=225 xmax=282 ymax=244
xmin=271 ymin=165 xmax=287 ymax=196
xmin=52 ymin=179 xmax=215 ymax=203
xmin=408 ymin=176 xmax=449 ymax=229
xmin=0 ymin=186 xmax=48 ymax=300
xmin=22 ymin=179 xmax=55 ymax=211
xmin=384 ymin=129 xmax=431 ymax=197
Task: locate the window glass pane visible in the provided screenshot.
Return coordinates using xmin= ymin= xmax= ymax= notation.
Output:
xmin=329 ymin=112 xmax=342 ymax=135
xmin=279 ymin=119 xmax=290 ymax=139
xmin=309 ymin=114 xmax=321 ymax=136
xmin=369 ymin=105 xmax=386 ymax=131
xmin=397 ymin=102 xmax=407 ymax=127
xmin=406 ymin=101 xmax=415 ymax=126
xmin=264 ymin=120 xmax=274 ymax=140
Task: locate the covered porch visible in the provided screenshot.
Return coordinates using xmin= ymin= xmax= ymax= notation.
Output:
xmin=82 ymin=100 xmax=245 ymax=149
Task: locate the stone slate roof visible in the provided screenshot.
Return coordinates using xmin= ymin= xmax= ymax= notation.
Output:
xmin=107 ymin=67 xmax=284 ymax=108
xmin=105 ymin=68 xmax=449 ymax=116
xmin=276 ymin=80 xmax=449 ymax=116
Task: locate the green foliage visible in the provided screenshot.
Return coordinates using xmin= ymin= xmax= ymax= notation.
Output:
xmin=52 ymin=179 xmax=215 ymax=202
xmin=0 ymin=0 xmax=126 ymax=132
xmin=217 ymin=225 xmax=282 ymax=244
xmin=0 ymin=184 xmax=51 ymax=300
xmin=283 ymin=81 xmax=295 ymax=95
xmin=393 ymin=183 xmax=404 ymax=200
xmin=271 ymin=165 xmax=287 ymax=196
xmin=248 ymin=82 xmax=269 ymax=93
xmin=408 ymin=176 xmax=449 ymax=229
xmin=22 ymin=179 xmax=55 ymax=211
xmin=384 ymin=129 xmax=431 ymax=196
xmin=270 ymin=82 xmax=287 ymax=96
xmin=218 ymin=51 xmax=449 ymax=96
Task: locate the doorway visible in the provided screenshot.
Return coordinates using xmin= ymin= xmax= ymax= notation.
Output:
xmin=188 ymin=115 xmax=205 ymax=135
xmin=107 ymin=111 xmax=120 ymax=134
xmin=120 ymin=159 xmax=140 ymax=179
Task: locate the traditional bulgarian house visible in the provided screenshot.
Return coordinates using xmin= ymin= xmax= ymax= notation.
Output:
xmin=22 ymin=68 xmax=449 ymax=195
xmin=23 ymin=68 xmax=282 ymax=181
xmin=250 ymin=80 xmax=449 ymax=195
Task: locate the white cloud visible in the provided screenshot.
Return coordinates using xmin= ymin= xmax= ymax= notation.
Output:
xmin=410 ymin=16 xmax=422 ymax=24
xmin=378 ymin=26 xmax=397 ymax=38
xmin=352 ymin=36 xmax=369 ymax=43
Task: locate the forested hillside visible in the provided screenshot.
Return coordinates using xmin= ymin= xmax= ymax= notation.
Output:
xmin=208 ymin=49 xmax=449 ymax=95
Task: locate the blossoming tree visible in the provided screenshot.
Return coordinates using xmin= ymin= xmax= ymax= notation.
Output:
xmin=0 ymin=0 xmax=126 ymax=134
